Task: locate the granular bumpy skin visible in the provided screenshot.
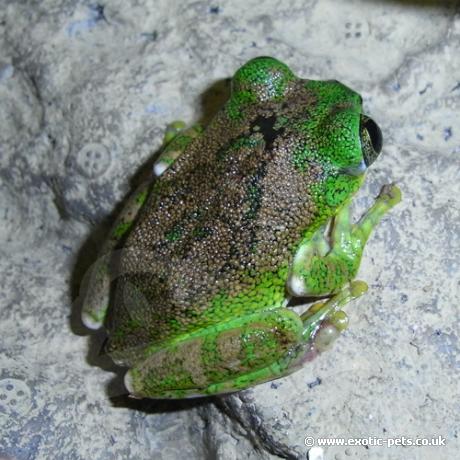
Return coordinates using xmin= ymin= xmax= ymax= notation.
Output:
xmin=104 ymin=57 xmax=366 ymax=366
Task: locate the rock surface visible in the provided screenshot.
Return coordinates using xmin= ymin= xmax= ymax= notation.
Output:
xmin=1 ymin=1 xmax=459 ymax=459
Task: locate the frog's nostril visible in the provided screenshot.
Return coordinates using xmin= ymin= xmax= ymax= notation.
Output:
xmin=360 ymin=115 xmax=382 ymax=166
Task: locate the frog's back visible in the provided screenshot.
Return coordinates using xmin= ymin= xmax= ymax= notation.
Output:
xmin=105 ymin=63 xmax=359 ymax=360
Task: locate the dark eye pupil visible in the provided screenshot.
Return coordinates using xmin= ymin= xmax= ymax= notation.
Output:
xmin=363 ymin=117 xmax=382 ymax=154
xmin=360 ymin=115 xmax=383 ymax=167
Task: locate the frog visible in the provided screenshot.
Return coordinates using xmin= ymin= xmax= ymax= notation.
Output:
xmin=81 ymin=56 xmax=401 ymax=399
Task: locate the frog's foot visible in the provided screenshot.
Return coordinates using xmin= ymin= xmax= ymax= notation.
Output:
xmin=121 ymin=283 xmax=367 ymax=399
xmin=81 ymin=182 xmax=150 ymax=330
xmin=153 ymin=121 xmax=203 ymax=176
xmin=288 ymin=183 xmax=401 ymax=297
xmin=299 ymin=280 xmax=368 ymax=357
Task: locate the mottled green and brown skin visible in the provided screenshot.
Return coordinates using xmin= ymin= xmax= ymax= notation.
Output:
xmin=81 ymin=57 xmax=401 ymax=398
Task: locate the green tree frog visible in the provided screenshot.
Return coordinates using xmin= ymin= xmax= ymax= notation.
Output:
xmin=81 ymin=57 xmax=401 ymax=399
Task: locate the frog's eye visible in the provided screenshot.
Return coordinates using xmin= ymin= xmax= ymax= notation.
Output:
xmin=360 ymin=115 xmax=382 ymax=166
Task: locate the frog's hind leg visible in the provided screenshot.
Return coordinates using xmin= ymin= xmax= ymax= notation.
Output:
xmin=122 ymin=308 xmax=307 ymax=399
xmin=153 ymin=121 xmax=202 ymax=176
xmin=288 ymin=184 xmax=401 ymax=297
xmin=81 ymin=181 xmax=150 ymax=330
xmin=122 ymin=282 xmax=368 ymax=399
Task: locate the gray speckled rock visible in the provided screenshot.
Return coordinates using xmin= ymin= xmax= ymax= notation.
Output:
xmin=1 ymin=1 xmax=459 ymax=459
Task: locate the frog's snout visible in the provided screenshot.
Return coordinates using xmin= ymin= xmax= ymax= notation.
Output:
xmin=360 ymin=115 xmax=383 ymax=167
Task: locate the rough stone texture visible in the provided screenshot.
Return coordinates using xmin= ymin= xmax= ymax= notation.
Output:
xmin=1 ymin=1 xmax=459 ymax=459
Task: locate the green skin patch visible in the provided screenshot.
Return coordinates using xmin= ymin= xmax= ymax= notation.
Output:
xmin=227 ymin=57 xmax=295 ymax=119
xmin=82 ymin=57 xmax=401 ymax=398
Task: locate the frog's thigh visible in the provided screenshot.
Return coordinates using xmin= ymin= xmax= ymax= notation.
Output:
xmin=288 ymin=184 xmax=401 ymax=297
xmin=81 ymin=181 xmax=150 ymax=330
xmin=124 ymin=308 xmax=306 ymax=398
xmin=153 ymin=121 xmax=202 ymax=176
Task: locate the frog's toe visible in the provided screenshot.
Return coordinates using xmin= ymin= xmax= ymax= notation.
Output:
xmin=378 ymin=183 xmax=402 ymax=206
xmin=287 ymin=272 xmax=308 ymax=297
xmin=300 ymin=281 xmax=367 ymax=353
xmin=80 ymin=259 xmax=111 ymax=330
xmin=162 ymin=120 xmax=187 ymax=143
xmin=312 ymin=311 xmax=349 ymax=352
xmin=313 ymin=322 xmax=342 ymax=352
xmin=153 ymin=159 xmax=172 ymax=177
xmin=153 ymin=122 xmax=203 ymax=177
xmin=123 ymin=370 xmax=135 ymax=394
xmin=81 ymin=310 xmax=104 ymax=330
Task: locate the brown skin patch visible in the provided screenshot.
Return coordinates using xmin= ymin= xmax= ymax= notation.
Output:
xmin=106 ymin=80 xmax=327 ymax=356
xmin=137 ymin=337 xmax=207 ymax=388
xmin=179 ymin=338 xmax=209 ymax=387
xmin=215 ymin=329 xmax=244 ymax=365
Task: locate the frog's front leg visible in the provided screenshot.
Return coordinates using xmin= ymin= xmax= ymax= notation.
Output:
xmin=153 ymin=121 xmax=202 ymax=176
xmin=288 ymin=184 xmax=401 ymax=297
xmin=81 ymin=181 xmax=151 ymax=329
xmin=285 ymin=184 xmax=401 ymax=351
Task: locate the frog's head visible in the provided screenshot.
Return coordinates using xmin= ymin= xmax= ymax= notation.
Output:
xmin=286 ymin=78 xmax=385 ymax=212
xmin=228 ymin=57 xmax=384 ymax=210
xmin=296 ymin=79 xmax=383 ymax=181
xmin=229 ymin=57 xmax=382 ymax=179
